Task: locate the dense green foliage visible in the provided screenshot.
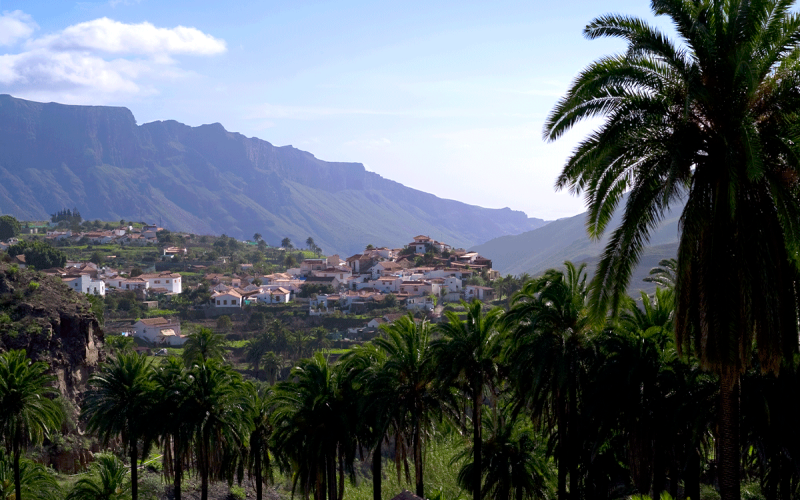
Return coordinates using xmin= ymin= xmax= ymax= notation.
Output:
xmin=0 ymin=217 xmax=20 ymax=242
xmin=6 ymin=241 xmax=66 ymax=270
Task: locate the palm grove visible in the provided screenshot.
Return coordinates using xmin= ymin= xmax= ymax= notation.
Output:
xmin=3 ymin=0 xmax=800 ymax=499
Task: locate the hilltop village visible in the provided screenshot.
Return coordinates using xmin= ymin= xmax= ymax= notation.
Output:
xmin=0 ymin=216 xmax=503 ymax=352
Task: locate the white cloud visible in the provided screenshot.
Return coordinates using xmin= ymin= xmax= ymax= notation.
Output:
xmin=0 ymin=13 xmax=225 ymax=103
xmin=0 ymin=11 xmax=37 ymax=46
xmin=29 ymin=17 xmax=226 ymax=55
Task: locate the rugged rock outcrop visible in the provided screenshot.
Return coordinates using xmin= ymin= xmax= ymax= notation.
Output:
xmin=0 ymin=263 xmax=104 ymax=400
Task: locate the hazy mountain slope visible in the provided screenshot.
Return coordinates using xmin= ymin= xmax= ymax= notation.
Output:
xmin=0 ymin=95 xmax=547 ymax=255
xmin=471 ymin=200 xmax=684 ymax=287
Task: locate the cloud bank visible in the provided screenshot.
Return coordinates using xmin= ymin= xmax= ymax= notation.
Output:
xmin=0 ymin=12 xmax=225 ymax=103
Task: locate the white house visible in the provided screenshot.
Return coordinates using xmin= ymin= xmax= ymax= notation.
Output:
xmin=138 ymin=272 xmax=182 ymax=294
xmin=105 ymin=277 xmax=149 ymax=291
xmin=211 ymin=289 xmax=243 ymax=308
xmin=371 ymin=261 xmax=403 ymax=279
xmin=256 ymin=287 xmax=291 ymax=304
xmin=465 ymin=285 xmax=496 ymax=302
xmin=132 ymin=317 xmax=185 ymax=346
xmin=314 ymin=267 xmax=353 ymax=281
xmin=366 ymin=276 xmax=402 ymax=294
xmin=406 ymin=295 xmax=435 ymax=311
xmin=62 ymin=274 xmax=106 ymax=296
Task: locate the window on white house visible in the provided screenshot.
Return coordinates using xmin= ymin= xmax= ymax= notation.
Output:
xmin=217 ymin=300 xmax=220 ymax=305
xmin=224 ymin=300 xmax=228 ymax=305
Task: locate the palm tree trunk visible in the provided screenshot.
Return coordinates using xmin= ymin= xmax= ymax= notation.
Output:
xmin=652 ymin=441 xmax=666 ymax=499
xmin=328 ymin=450 xmax=337 ymax=500
xmin=255 ymin=443 xmax=263 ymax=500
xmin=780 ymin=454 xmax=791 ymax=500
xmin=200 ymin=435 xmax=209 ymax=500
xmin=413 ymin=422 xmax=424 ymax=498
xmin=473 ymin=382 xmax=482 ymax=500
xmin=13 ymin=439 xmax=21 ymax=500
xmin=130 ymin=443 xmax=139 ymax=500
xmin=685 ymin=447 xmax=701 ymax=500
xmin=174 ymin=437 xmax=183 ymax=500
xmin=718 ymin=374 xmax=740 ymax=500
xmin=338 ymin=446 xmax=345 ymax=500
xmin=557 ymin=399 xmax=567 ymax=500
xmin=568 ymin=379 xmax=578 ymax=500
xmin=372 ymin=442 xmax=382 ymax=500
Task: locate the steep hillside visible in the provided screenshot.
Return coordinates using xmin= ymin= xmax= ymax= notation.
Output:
xmin=472 ymin=199 xmax=684 ymax=292
xmin=0 ymin=95 xmax=547 ymax=255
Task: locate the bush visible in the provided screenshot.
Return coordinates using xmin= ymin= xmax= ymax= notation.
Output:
xmin=28 ymin=281 xmax=40 ymax=291
xmin=229 ymin=484 xmax=246 ymax=500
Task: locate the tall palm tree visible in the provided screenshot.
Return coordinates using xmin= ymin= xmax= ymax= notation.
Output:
xmin=0 ymin=350 xmax=63 ymax=499
xmin=592 ymin=289 xmax=678 ymax=497
xmin=151 ymin=357 xmax=192 ymax=500
xmin=434 ymin=300 xmax=505 ymax=500
xmin=185 ymin=360 xmax=247 ymax=500
xmin=374 ymin=315 xmax=446 ymax=498
xmin=0 ymin=350 xmax=62 ymax=500
xmin=65 ymin=453 xmax=130 ymax=500
xmin=543 ymin=2 xmax=800 ymax=497
xmin=504 ymin=262 xmax=594 ymax=500
xmin=339 ymin=344 xmax=393 ymax=500
xmin=82 ymin=352 xmax=154 ymax=500
xmin=183 ymin=327 xmax=227 ymax=367
xmin=243 ymin=382 xmax=274 ymax=500
xmin=272 ymin=353 xmax=349 ymax=500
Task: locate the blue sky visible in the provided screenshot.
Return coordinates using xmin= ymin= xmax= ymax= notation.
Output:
xmin=0 ymin=0 xmax=668 ymax=220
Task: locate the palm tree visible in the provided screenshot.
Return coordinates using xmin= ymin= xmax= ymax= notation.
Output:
xmin=642 ymin=258 xmax=677 ymax=289
xmin=0 ymin=449 xmax=59 ymax=500
xmin=543 ymin=2 xmax=800 ymax=497
xmin=185 ymin=360 xmax=247 ymax=500
xmin=306 ymin=237 xmax=315 ymax=252
xmin=253 ymin=233 xmax=262 ymax=243
xmin=243 ymin=383 xmax=274 ymax=500
xmin=82 ymin=353 xmax=154 ymax=500
xmin=455 ymin=411 xmax=552 ymax=500
xmin=65 ymin=453 xmax=130 ymax=500
xmin=592 ymin=289 xmax=678 ymax=497
xmin=281 ymin=237 xmax=292 ymax=250
xmin=339 ymin=344 xmax=393 ymax=500
xmin=262 ymin=352 xmax=284 ymax=386
xmin=271 ymin=353 xmax=349 ymax=500
xmin=183 ymin=327 xmax=227 ymax=367
xmin=434 ymin=300 xmax=505 ymax=500
xmin=151 ymin=357 xmax=192 ymax=500
xmin=374 ymin=315 xmax=446 ymax=498
xmin=0 ymin=350 xmax=63 ymax=500
xmin=504 ymin=262 xmax=594 ymax=500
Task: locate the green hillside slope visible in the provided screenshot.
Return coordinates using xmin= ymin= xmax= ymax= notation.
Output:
xmin=471 ymin=199 xmax=684 ymax=292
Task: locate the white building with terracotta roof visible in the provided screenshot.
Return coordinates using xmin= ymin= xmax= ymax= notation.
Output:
xmin=138 ymin=272 xmax=182 ymax=294
xmin=132 ymin=317 xmax=185 ymax=346
xmin=211 ymin=289 xmax=243 ymax=308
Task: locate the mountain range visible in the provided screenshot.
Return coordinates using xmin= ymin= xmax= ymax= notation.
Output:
xmin=0 ymin=95 xmax=547 ymax=256
xmin=471 ymin=198 xmax=684 ymax=292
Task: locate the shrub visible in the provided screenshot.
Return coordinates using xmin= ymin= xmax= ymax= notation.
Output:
xmin=28 ymin=281 xmax=40 ymax=291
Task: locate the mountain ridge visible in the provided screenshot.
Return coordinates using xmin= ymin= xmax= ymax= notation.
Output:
xmin=0 ymin=94 xmax=547 ymax=255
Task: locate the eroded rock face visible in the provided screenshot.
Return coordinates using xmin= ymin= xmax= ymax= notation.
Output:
xmin=0 ymin=263 xmax=105 ymax=400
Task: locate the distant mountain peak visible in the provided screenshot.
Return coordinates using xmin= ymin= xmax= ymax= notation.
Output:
xmin=0 ymin=95 xmax=547 ymax=255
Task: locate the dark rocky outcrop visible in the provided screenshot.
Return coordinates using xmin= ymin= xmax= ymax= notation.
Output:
xmin=0 ymin=263 xmax=104 ymax=400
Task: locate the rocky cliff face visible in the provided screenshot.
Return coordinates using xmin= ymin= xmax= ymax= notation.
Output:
xmin=0 ymin=94 xmax=547 ymax=254
xmin=0 ymin=263 xmax=104 ymax=400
